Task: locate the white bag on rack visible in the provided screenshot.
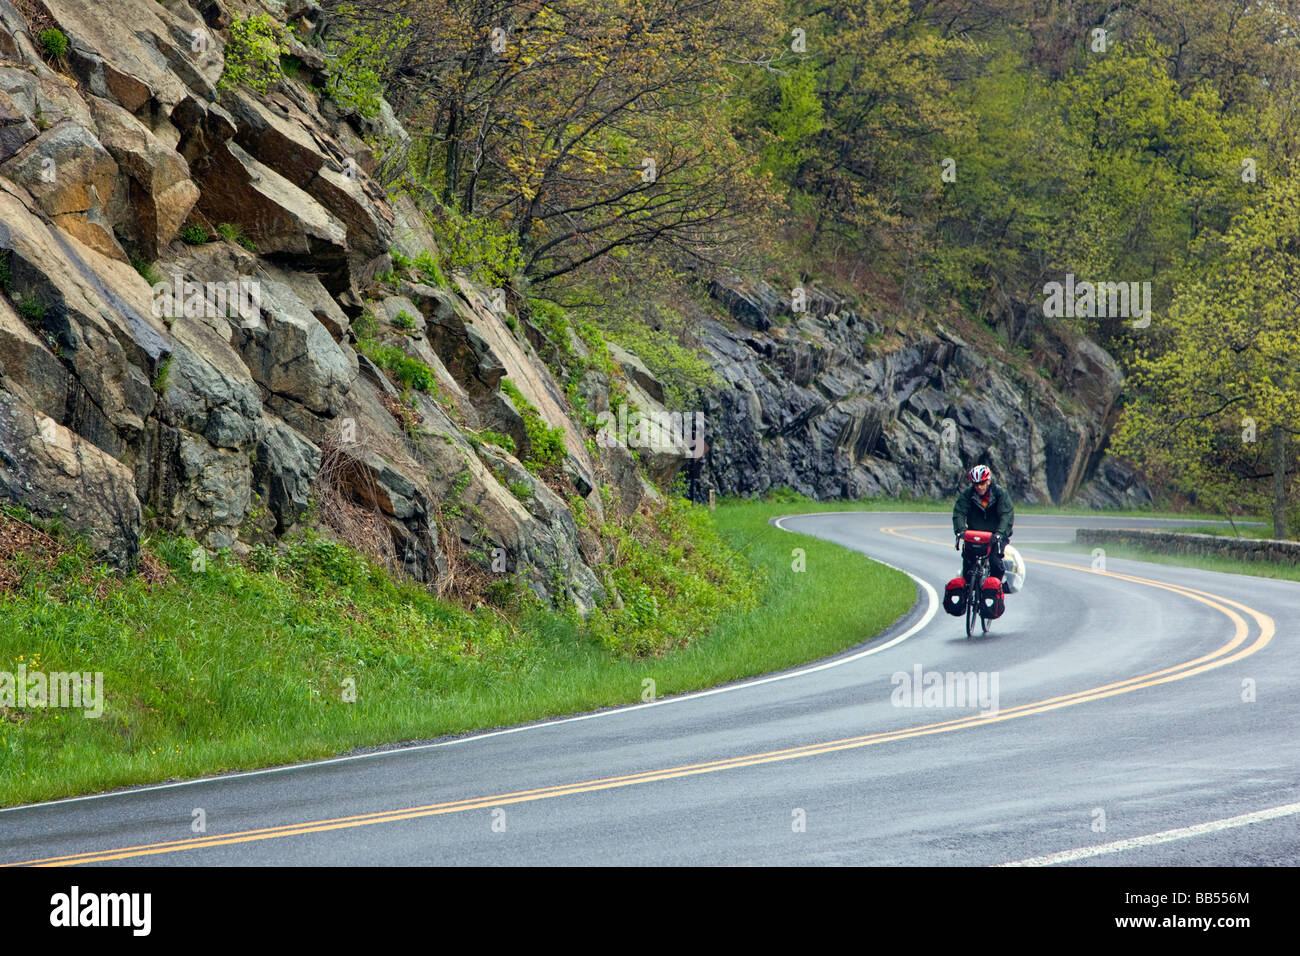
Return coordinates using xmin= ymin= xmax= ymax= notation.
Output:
xmin=1001 ymin=544 xmax=1026 ymax=594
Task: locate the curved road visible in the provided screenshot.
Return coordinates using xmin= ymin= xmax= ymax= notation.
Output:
xmin=1 ymin=512 xmax=1296 ymax=866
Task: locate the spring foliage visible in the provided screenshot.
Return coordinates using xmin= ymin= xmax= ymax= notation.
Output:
xmin=317 ymin=0 xmax=1300 ymax=520
xmin=1112 ymin=169 xmax=1300 ymax=532
xmin=218 ymin=14 xmax=290 ymax=96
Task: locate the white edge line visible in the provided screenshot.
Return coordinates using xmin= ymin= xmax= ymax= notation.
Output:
xmin=1 ymin=511 xmax=934 ymax=815
xmin=997 ymin=801 xmax=1300 ymax=866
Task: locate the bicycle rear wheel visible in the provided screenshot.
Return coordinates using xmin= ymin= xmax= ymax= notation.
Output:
xmin=965 ymin=583 xmax=977 ymax=638
xmin=966 ymin=555 xmax=988 ymax=638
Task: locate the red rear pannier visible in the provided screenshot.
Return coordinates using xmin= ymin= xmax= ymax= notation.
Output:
xmin=980 ymin=577 xmax=1005 ymax=619
xmin=944 ymin=577 xmax=967 ymax=616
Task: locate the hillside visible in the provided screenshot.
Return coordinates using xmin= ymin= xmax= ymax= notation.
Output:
xmin=0 ymin=0 xmax=703 ymax=613
xmin=0 ymin=0 xmax=1172 ymax=612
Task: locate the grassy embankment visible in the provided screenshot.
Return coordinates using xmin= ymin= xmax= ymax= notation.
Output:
xmin=0 ymin=498 xmax=913 ymax=807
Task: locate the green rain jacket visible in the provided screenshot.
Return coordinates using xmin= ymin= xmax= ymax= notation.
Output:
xmin=953 ymin=481 xmax=1014 ymax=539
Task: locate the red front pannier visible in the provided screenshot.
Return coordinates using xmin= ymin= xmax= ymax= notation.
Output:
xmin=962 ymin=530 xmax=993 ymax=553
xmin=980 ymin=576 xmax=1005 ymax=619
xmin=943 ymin=577 xmax=967 ymax=616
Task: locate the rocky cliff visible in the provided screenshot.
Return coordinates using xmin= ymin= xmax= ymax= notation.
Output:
xmin=0 ymin=0 xmax=677 ymax=610
xmin=694 ymin=276 xmax=1151 ymax=508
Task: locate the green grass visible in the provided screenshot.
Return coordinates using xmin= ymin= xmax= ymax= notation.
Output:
xmin=151 ymin=356 xmax=172 ymax=394
xmin=0 ymin=498 xmax=913 ymax=807
xmin=1164 ymin=524 xmax=1288 ymax=540
xmin=17 ymin=294 xmax=44 ymax=322
xmin=216 ymin=222 xmax=256 ymax=252
xmin=731 ymin=490 xmax=1268 ymax=524
xmin=132 ymin=257 xmax=163 ymax=286
xmin=179 ymin=224 xmax=209 ymax=245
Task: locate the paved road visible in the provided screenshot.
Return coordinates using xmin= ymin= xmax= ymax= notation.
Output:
xmin=2 ymin=512 xmax=1295 ymax=866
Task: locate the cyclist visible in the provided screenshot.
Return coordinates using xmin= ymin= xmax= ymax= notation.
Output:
xmin=953 ymin=465 xmax=1013 ymax=587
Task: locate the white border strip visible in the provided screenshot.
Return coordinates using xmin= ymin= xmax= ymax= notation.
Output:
xmin=2 ymin=512 xmax=932 ymax=814
xmin=999 ymin=801 xmax=1300 ymax=866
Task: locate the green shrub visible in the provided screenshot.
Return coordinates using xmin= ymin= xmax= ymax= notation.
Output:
xmin=528 ymin=297 xmax=593 ymax=389
xmin=413 ymin=250 xmax=446 ymax=289
xmin=574 ymin=321 xmax=615 ymax=375
xmin=358 ymin=340 xmax=437 ymax=392
xmin=531 ymin=298 xmax=574 ymax=351
xmin=270 ymin=533 xmax=374 ymax=590
xmin=218 ymin=14 xmax=290 ymax=96
xmin=441 ymin=468 xmax=472 ymax=518
xmin=585 ymin=498 xmax=759 ymax=657
xmin=391 ymin=310 xmax=418 ymax=331
xmin=477 ymin=430 xmax=516 ymax=455
xmin=599 ymin=318 xmax=719 ymax=410
xmin=390 ymin=250 xmax=413 ymax=271
xmin=180 ymin=225 xmax=209 ymax=245
xmin=426 ymin=214 xmax=521 ymax=288
xmin=352 ymin=308 xmax=378 ymax=339
xmin=501 ymin=379 xmax=566 ymax=473
xmin=39 ymin=29 xmax=68 ymax=59
xmin=508 ymin=480 xmax=533 ymax=501
xmin=569 ymin=493 xmax=589 ymax=530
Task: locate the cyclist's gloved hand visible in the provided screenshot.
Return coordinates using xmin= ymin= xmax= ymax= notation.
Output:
xmin=992 ymin=533 xmax=1004 ymax=555
xmin=955 ymin=534 xmax=962 ymax=552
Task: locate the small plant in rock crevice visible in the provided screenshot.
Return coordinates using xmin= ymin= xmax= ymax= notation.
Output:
xmin=39 ymin=29 xmax=68 ymax=60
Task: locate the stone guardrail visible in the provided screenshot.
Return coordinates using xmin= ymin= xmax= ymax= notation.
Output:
xmin=1075 ymin=529 xmax=1300 ymax=565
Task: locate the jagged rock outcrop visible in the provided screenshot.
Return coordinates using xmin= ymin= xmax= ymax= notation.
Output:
xmin=0 ymin=388 xmax=140 ymax=569
xmin=88 ymin=96 xmax=201 ymax=260
xmin=0 ymin=0 xmax=661 ymax=610
xmin=696 ymin=276 xmax=1150 ymax=505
